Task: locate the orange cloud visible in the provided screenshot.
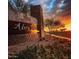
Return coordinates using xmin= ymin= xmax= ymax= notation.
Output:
xmin=58 ymin=15 xmax=71 ymax=31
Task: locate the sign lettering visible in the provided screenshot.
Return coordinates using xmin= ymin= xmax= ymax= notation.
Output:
xmin=8 ymin=20 xmax=31 ymax=34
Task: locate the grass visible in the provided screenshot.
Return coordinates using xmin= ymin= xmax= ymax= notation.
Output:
xmin=10 ymin=37 xmax=71 ymax=59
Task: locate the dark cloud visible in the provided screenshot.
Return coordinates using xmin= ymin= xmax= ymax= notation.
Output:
xmin=43 ymin=0 xmax=71 ymax=18
xmin=61 ymin=0 xmax=71 ymax=16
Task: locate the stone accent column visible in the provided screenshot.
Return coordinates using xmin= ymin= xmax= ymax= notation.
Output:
xmin=30 ymin=5 xmax=45 ymax=38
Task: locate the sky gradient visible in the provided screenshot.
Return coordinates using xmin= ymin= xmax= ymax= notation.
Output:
xmin=28 ymin=0 xmax=71 ymax=30
xmin=9 ymin=0 xmax=71 ymax=30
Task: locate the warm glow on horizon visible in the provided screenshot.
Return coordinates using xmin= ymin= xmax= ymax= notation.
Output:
xmin=65 ymin=24 xmax=71 ymax=31
xmin=58 ymin=16 xmax=71 ymax=31
xmin=63 ymin=16 xmax=71 ymax=31
xmin=44 ymin=23 xmax=71 ymax=32
xmin=44 ymin=27 xmax=49 ymax=32
xmin=31 ymin=30 xmax=39 ymax=33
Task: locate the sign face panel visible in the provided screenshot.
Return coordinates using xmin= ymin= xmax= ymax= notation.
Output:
xmin=8 ymin=20 xmax=31 ymax=34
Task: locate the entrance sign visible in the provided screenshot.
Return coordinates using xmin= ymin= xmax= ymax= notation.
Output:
xmin=8 ymin=20 xmax=31 ymax=34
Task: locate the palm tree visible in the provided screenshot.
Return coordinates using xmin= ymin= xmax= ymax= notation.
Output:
xmin=9 ymin=0 xmax=25 ymax=11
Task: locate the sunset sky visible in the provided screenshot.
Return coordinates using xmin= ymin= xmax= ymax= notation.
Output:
xmin=9 ymin=0 xmax=71 ymax=30
xmin=28 ymin=0 xmax=71 ymax=30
